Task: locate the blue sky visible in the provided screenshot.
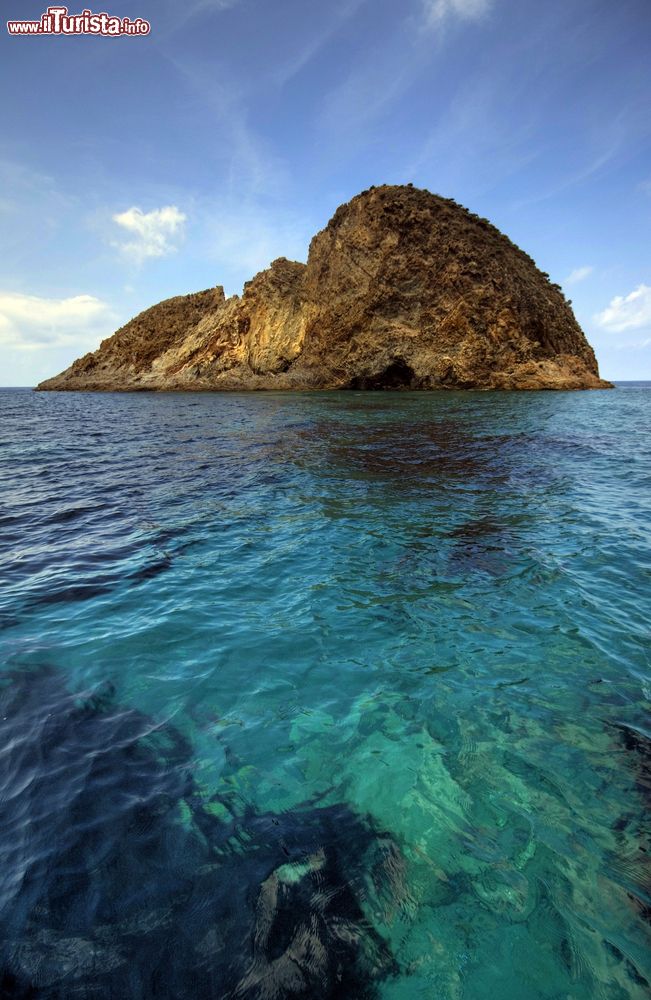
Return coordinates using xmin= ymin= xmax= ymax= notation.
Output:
xmin=1 ymin=0 xmax=650 ymax=384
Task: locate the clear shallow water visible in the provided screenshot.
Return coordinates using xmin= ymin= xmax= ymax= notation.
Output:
xmin=0 ymin=385 xmax=650 ymax=999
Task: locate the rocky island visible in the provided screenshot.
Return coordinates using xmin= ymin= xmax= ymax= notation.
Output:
xmin=37 ymin=185 xmax=611 ymax=392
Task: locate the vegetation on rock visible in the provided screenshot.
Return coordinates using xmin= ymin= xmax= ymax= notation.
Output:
xmin=38 ymin=185 xmax=611 ymax=392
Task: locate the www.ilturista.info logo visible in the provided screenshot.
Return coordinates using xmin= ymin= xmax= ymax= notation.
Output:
xmin=7 ymin=6 xmax=150 ymax=35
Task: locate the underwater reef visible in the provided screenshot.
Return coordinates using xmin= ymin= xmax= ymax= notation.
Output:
xmin=0 ymin=666 xmax=398 ymax=999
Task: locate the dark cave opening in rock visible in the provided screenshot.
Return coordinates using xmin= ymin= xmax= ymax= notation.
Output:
xmin=346 ymin=359 xmax=417 ymax=390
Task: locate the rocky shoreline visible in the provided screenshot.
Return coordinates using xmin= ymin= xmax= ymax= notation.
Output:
xmin=37 ymin=185 xmax=612 ymax=392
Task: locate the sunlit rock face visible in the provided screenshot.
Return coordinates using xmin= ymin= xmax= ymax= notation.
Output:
xmin=38 ymin=185 xmax=611 ymax=392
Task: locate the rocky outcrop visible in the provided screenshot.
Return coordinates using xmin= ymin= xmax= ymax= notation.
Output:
xmin=37 ymin=185 xmax=611 ymax=391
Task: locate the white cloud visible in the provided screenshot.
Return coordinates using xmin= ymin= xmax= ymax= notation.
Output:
xmin=0 ymin=292 xmax=113 ymax=351
xmin=112 ymin=205 xmax=186 ymax=264
xmin=423 ymin=0 xmax=492 ymax=27
xmin=565 ymin=265 xmax=593 ymax=285
xmin=595 ymin=284 xmax=651 ymax=333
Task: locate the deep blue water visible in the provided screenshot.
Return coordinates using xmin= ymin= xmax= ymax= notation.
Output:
xmin=0 ymin=385 xmax=650 ymax=999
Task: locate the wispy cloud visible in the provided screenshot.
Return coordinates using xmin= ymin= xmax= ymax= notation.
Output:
xmin=196 ymin=199 xmax=312 ymax=293
xmin=0 ymin=159 xmax=79 ymax=277
xmin=160 ymin=53 xmax=286 ymax=196
xmin=595 ymin=284 xmax=651 ymax=332
xmin=406 ymin=66 xmax=541 ymax=193
xmin=156 ymin=0 xmax=241 ymax=37
xmin=512 ymin=139 xmax=624 ymax=211
xmin=422 ymin=0 xmax=492 ymax=28
xmin=273 ymin=0 xmax=369 ymax=87
xmin=513 ymin=98 xmax=651 ymax=210
xmin=565 ymin=265 xmax=593 ymax=285
xmin=186 ymin=0 xmax=240 ymax=12
xmin=0 ymin=292 xmax=113 ymax=351
xmin=112 ymin=206 xmax=187 ymax=264
xmin=318 ymin=33 xmax=433 ymax=147
xmin=318 ymin=0 xmax=492 ymax=148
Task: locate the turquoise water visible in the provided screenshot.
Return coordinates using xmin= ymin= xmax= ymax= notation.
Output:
xmin=1 ymin=385 xmax=650 ymax=998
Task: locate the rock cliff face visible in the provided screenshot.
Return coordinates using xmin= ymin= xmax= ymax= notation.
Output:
xmin=37 ymin=185 xmax=611 ymax=391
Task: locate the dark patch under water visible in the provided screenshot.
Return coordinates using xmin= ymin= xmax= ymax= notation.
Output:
xmin=0 ymin=667 xmax=397 ymax=999
xmin=1 ymin=387 xmax=651 ymax=999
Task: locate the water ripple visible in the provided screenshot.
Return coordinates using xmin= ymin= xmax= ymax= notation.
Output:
xmin=1 ymin=386 xmax=650 ymax=998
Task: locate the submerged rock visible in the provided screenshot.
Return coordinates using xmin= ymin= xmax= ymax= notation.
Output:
xmin=0 ymin=666 xmax=397 ymax=999
xmin=37 ymin=185 xmax=611 ymax=392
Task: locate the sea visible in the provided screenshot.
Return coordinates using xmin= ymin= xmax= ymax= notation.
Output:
xmin=0 ymin=384 xmax=649 ymax=999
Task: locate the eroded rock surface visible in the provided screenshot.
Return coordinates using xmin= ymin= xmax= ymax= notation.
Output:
xmin=38 ymin=185 xmax=611 ymax=391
